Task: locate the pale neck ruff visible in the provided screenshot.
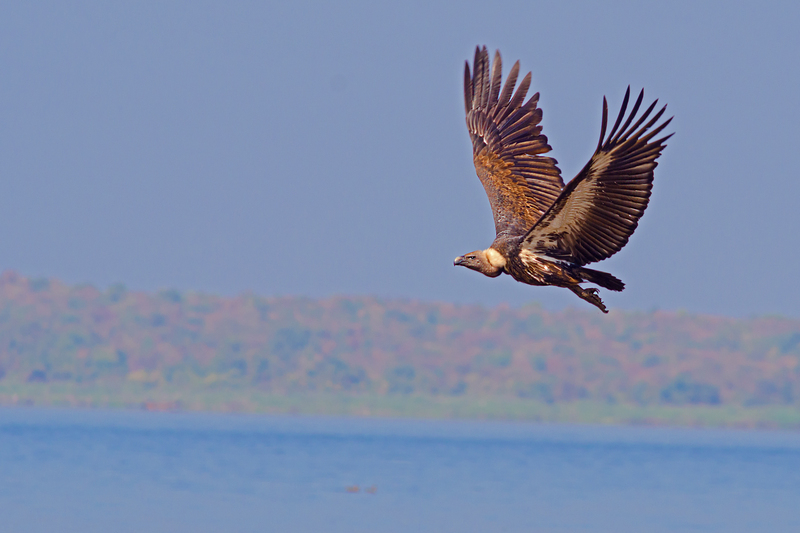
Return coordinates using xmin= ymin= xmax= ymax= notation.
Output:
xmin=484 ymin=247 xmax=507 ymax=268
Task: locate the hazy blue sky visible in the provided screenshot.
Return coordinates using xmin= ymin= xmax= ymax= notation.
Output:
xmin=0 ymin=1 xmax=798 ymax=317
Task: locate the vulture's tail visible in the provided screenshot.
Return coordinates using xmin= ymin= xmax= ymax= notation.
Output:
xmin=578 ymin=267 xmax=625 ymax=292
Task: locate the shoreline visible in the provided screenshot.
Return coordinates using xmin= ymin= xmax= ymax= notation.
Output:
xmin=2 ymin=381 xmax=798 ymax=430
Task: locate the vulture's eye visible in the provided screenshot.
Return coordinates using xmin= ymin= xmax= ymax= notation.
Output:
xmin=468 ymin=255 xmax=475 ymax=260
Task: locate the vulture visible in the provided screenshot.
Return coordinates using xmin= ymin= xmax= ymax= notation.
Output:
xmin=454 ymin=46 xmax=672 ymax=313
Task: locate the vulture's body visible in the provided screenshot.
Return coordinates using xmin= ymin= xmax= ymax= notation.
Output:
xmin=454 ymin=47 xmax=672 ymax=313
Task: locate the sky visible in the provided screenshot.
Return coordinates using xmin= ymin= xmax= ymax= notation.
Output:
xmin=0 ymin=0 xmax=798 ymax=317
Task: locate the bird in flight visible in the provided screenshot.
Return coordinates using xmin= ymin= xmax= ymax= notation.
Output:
xmin=454 ymin=46 xmax=672 ymax=313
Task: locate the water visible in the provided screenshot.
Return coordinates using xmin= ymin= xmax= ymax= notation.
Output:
xmin=1 ymin=408 xmax=799 ymax=533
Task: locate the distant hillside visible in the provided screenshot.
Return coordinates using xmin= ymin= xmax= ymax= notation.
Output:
xmin=0 ymin=271 xmax=798 ymax=425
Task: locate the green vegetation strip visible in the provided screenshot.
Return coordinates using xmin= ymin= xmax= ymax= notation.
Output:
xmin=1 ymin=382 xmax=799 ymax=430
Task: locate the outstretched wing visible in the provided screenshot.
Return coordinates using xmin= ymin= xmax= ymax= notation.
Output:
xmin=466 ymin=46 xmax=564 ymax=237
xmin=521 ymin=87 xmax=673 ymax=265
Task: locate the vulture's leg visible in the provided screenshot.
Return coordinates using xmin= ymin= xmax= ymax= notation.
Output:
xmin=568 ymin=285 xmax=608 ymax=314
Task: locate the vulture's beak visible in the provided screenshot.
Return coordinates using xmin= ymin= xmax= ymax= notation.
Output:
xmin=453 ymin=256 xmax=464 ymax=266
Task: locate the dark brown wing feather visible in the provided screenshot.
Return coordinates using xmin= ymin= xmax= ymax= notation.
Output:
xmin=466 ymin=46 xmax=564 ymax=236
xmin=521 ymin=86 xmax=673 ymax=265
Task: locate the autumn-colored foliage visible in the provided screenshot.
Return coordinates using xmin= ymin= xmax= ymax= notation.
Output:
xmin=0 ymin=271 xmax=798 ymax=407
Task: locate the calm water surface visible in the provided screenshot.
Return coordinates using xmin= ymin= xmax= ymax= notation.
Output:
xmin=1 ymin=408 xmax=799 ymax=533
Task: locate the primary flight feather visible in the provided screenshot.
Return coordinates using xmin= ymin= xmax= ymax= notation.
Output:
xmin=454 ymin=46 xmax=672 ymax=313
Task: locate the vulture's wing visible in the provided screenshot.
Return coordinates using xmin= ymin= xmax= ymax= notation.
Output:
xmin=521 ymin=87 xmax=672 ymax=265
xmin=466 ymin=47 xmax=564 ymax=236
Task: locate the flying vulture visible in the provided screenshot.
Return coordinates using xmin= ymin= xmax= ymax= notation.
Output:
xmin=454 ymin=46 xmax=672 ymax=313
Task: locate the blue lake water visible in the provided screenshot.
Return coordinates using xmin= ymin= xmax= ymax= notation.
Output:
xmin=1 ymin=408 xmax=799 ymax=533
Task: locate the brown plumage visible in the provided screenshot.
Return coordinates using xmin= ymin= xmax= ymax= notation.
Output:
xmin=454 ymin=46 xmax=672 ymax=313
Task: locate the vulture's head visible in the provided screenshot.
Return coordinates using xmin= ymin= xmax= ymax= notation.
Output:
xmin=453 ymin=249 xmax=504 ymax=278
